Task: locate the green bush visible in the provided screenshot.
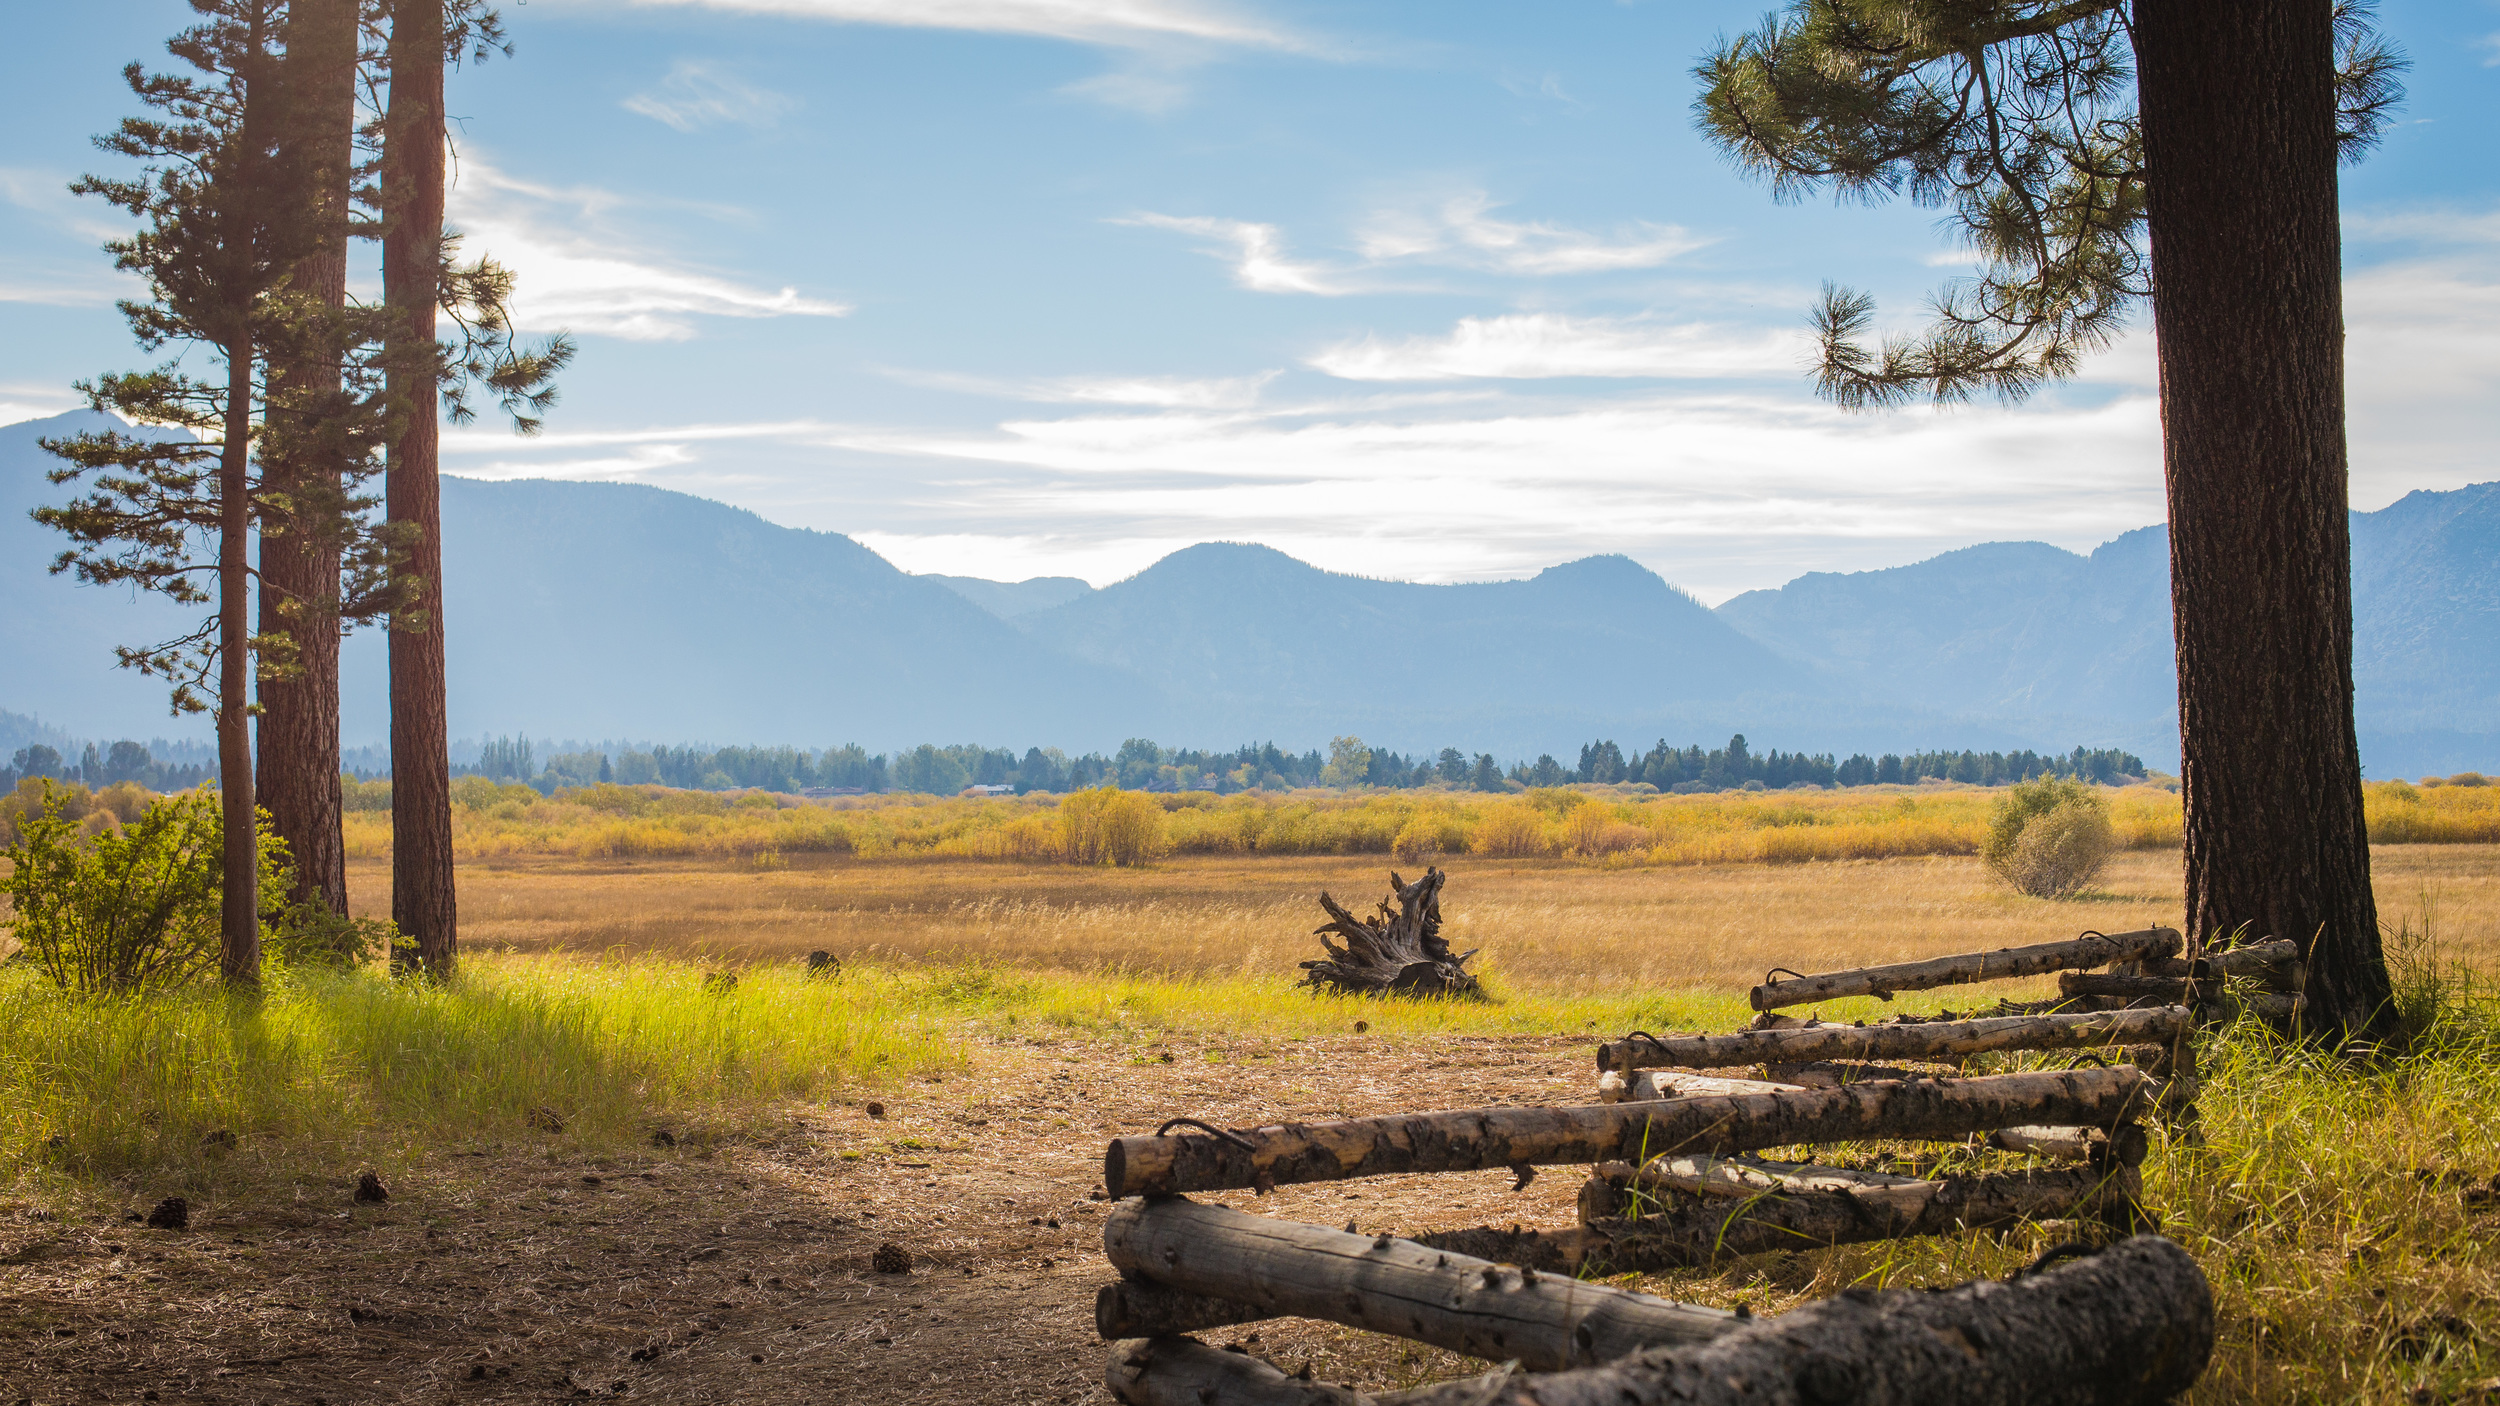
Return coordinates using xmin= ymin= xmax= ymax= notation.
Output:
xmin=1981 ymin=776 xmax=2115 ymax=898
xmin=3 ymin=787 xmax=249 ymax=993
xmin=1 ymin=785 xmax=394 ymax=991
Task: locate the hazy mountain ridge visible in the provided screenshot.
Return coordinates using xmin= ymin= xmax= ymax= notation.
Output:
xmin=1714 ymin=490 xmax=2500 ymax=773
xmin=5 ymin=409 xmax=2492 ymax=771
xmin=924 ymin=574 xmax=1095 ymax=618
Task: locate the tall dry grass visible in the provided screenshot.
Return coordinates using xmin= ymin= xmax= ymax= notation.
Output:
xmin=341 ymin=844 xmax=2500 ymax=1017
xmin=332 ymin=779 xmax=2224 ymax=869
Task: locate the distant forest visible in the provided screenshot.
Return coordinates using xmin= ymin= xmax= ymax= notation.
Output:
xmin=432 ymin=734 xmax=2148 ymax=798
xmin=3 ymin=740 xmax=215 ymax=793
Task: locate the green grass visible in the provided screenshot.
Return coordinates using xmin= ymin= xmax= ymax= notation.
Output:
xmin=0 ymin=951 xmax=1747 ymax=1199
xmin=7 ymin=945 xmax=2500 ymax=1403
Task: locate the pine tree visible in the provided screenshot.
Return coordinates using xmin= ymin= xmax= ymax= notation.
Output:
xmin=255 ymin=0 xmax=370 ymax=920
xmin=1694 ymin=0 xmax=2407 ymax=1037
xmin=380 ymin=0 xmax=569 ymax=979
xmin=37 ymin=0 xmax=341 ymax=989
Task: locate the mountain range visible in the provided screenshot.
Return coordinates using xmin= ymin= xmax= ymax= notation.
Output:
xmin=5 ymin=409 xmax=2492 ymax=774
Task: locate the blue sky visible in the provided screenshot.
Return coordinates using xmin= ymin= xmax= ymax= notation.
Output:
xmin=5 ymin=0 xmax=2497 ymax=602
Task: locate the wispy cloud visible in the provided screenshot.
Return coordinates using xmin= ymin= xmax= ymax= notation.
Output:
xmin=0 ymin=381 xmax=85 ymax=426
xmin=1125 ymin=191 xmax=1705 ymax=295
xmin=1309 ymin=314 xmax=1806 ymax=381
xmin=888 ymin=367 xmax=1281 ymax=408
xmin=623 ymin=61 xmax=798 ymax=131
xmin=594 ymin=0 xmax=1313 ymax=51
xmin=1497 ymin=71 xmax=1592 ymax=116
xmin=1058 ymin=63 xmax=1196 ymax=113
xmin=448 ymin=156 xmax=850 ymax=340
xmin=1113 ymin=214 xmax=1350 ymax=294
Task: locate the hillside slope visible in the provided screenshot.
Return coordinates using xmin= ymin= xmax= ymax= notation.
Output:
xmin=1714 ymin=485 xmax=2500 ymax=775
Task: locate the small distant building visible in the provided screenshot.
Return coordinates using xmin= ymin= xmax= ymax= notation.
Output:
xmin=963 ymin=784 xmax=1015 ymax=796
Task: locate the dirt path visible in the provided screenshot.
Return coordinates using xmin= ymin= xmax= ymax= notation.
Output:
xmin=3 ymin=1032 xmax=1625 ymax=1405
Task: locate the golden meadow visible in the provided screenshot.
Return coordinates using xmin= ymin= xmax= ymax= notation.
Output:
xmin=323 ymin=774 xmax=2500 ymax=868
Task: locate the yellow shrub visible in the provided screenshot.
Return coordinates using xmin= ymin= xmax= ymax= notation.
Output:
xmin=1469 ymin=801 xmax=1553 ymax=858
xmin=1057 ymin=787 xmax=1167 ymax=866
xmin=1391 ymin=808 xmax=1468 ymax=861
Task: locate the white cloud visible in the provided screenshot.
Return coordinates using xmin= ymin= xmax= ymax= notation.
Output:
xmin=1355 ymin=193 xmax=1705 ymax=276
xmin=1058 ymin=65 xmax=1196 ymax=113
xmin=1115 ymin=214 xmax=1349 ymax=294
xmin=885 ymin=367 xmax=1280 ymax=408
xmin=623 ymin=61 xmax=798 ymax=131
xmin=1309 ymin=314 xmax=1805 ymax=381
xmin=447 ymin=156 xmax=850 ymax=340
xmin=0 ymin=382 xmax=84 ymax=425
xmin=1125 ymin=191 xmax=1706 ymax=295
xmin=791 ymin=388 xmax=2169 ymax=601
xmin=593 ymin=0 xmax=1311 ymax=51
xmin=0 ymin=272 xmax=129 ymax=308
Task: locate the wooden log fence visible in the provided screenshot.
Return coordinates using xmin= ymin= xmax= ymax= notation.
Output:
xmin=1594 ymin=1006 xmax=2190 ymax=1075
xmin=1747 ymin=929 xmax=2181 ymax=1011
xmin=1107 ymin=1066 xmax=2153 ymax=1198
xmin=1090 ymin=921 xmax=2227 ymax=1404
xmin=1103 ymin=1235 xmax=2213 ymax=1406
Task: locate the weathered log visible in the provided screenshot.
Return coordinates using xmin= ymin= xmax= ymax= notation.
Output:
xmin=1298 ymin=868 xmax=1482 ymax=999
xmin=2059 ymin=971 xmax=2211 ymax=1002
xmin=1105 ymin=1067 xmax=2152 ymax=1198
xmin=1748 ymin=928 xmax=2182 ymax=1011
xmin=1383 ymin=1235 xmax=2213 ymax=1406
xmin=1985 ymin=1122 xmax=2150 ymax=1166
xmin=1596 ymin=1154 xmax=1930 ymax=1202
xmin=1099 ymin=1279 xmax=1271 ymax=1339
xmin=1101 ymin=1199 xmax=1737 ymax=1372
xmin=2218 ymin=990 xmax=2304 ymax=1021
xmin=2141 ymin=938 xmax=2298 ymax=979
xmin=1104 ymin=1338 xmax=1517 ymax=1406
xmin=1576 ymin=1161 xmax=2141 ymax=1262
xmin=1597 ymin=1069 xmax=1800 ymax=1103
xmin=1760 ymin=1061 xmax=1941 ymax=1087
xmin=1596 ymin=1006 xmax=2189 ymax=1074
xmin=1105 ymin=1336 xmax=1366 ymax=1406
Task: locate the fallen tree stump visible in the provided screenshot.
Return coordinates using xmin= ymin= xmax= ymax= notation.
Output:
xmin=1595 ymin=1006 xmax=2189 ymax=1074
xmin=1748 ymin=928 xmax=2181 ymax=1011
xmin=1105 ymin=1066 xmax=2152 ymax=1198
xmin=1298 ymin=867 xmax=1482 ymax=999
xmin=1574 ymin=1161 xmax=2142 ymax=1266
xmin=1100 ymin=1199 xmax=1737 ymax=1371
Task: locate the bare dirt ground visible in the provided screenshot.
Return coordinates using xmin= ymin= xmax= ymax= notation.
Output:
xmin=2 ymin=1030 xmax=1635 ymax=1406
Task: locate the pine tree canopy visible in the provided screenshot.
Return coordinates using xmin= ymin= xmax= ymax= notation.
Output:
xmin=1693 ymin=0 xmax=2409 ymax=408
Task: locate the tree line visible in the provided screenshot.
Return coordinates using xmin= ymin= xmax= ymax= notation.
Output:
xmin=5 ymin=742 xmax=215 ymax=794
xmin=423 ymin=732 xmax=2148 ymax=798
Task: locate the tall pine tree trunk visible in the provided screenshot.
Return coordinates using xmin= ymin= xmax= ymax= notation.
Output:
xmin=2136 ymin=0 xmax=2391 ymax=1039
xmin=219 ymin=342 xmax=261 ymax=989
xmin=257 ymin=0 xmax=358 ymax=918
xmin=385 ymin=0 xmax=456 ymax=978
